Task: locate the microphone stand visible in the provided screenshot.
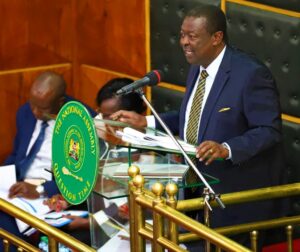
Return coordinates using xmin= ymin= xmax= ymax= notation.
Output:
xmin=135 ymin=88 xmax=225 ymax=210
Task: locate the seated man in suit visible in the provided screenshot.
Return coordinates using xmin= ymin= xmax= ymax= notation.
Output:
xmin=1 ymin=71 xmax=95 ymax=251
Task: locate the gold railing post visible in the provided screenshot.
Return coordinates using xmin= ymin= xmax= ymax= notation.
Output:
xmin=3 ymin=239 xmax=9 ymax=252
xmin=286 ymin=225 xmax=293 ymax=252
xmin=48 ymin=237 xmax=59 ymax=252
xmin=152 ymin=182 xmax=165 ymax=252
xmin=250 ymin=230 xmax=258 ymax=252
xmin=166 ymin=183 xmax=178 ymax=246
xmin=133 ymin=173 xmax=146 ymax=252
xmin=128 ymin=165 xmax=141 ymax=252
xmin=215 ymin=247 xmax=221 ymax=252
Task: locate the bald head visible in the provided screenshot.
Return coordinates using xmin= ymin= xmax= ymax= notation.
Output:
xmin=31 ymin=71 xmax=66 ymax=98
xmin=30 ymin=71 xmax=66 ymax=121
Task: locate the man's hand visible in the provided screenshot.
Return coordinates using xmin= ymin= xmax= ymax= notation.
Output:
xmin=8 ymin=182 xmax=40 ymax=199
xmin=110 ymin=110 xmax=147 ymax=128
xmin=64 ymin=215 xmax=89 ymax=230
xmin=196 ymin=140 xmax=229 ymax=165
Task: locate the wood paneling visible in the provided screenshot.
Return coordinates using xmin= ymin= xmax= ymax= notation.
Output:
xmin=28 ymin=0 xmax=74 ymax=61
xmin=0 ymin=0 xmax=74 ymax=70
xmin=0 ymin=0 xmax=147 ymax=163
xmin=0 ymin=65 xmax=72 ymax=163
xmin=0 ymin=0 xmax=29 ymax=69
xmin=79 ymin=65 xmax=137 ymax=109
xmin=75 ymin=0 xmax=146 ymax=78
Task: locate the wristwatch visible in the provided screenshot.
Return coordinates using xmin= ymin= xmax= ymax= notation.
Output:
xmin=36 ymin=184 xmax=45 ymax=195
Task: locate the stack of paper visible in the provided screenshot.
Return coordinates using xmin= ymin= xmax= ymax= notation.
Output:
xmin=0 ymin=164 xmax=50 ymax=232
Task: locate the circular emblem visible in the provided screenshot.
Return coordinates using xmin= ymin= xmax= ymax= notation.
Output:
xmin=52 ymin=101 xmax=99 ymax=204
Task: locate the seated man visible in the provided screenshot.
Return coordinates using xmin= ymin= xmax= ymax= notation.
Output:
xmin=1 ymin=71 xmax=95 ymax=251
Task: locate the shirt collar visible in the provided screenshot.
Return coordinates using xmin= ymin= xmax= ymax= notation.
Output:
xmin=200 ymin=46 xmax=227 ymax=79
xmin=37 ymin=119 xmax=55 ymax=127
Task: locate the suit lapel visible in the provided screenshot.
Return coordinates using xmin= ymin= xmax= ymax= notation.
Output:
xmin=198 ymin=48 xmax=232 ymax=142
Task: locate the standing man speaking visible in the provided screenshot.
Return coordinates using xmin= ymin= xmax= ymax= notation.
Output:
xmin=111 ymin=5 xmax=286 ymax=246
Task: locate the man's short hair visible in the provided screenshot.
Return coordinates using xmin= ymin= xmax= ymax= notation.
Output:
xmin=185 ymin=5 xmax=228 ymax=44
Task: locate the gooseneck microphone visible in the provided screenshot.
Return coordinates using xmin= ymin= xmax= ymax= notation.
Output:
xmin=116 ymin=70 xmax=164 ymax=95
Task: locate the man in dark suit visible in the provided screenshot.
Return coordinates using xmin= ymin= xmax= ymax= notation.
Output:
xmin=110 ymin=5 xmax=286 ymax=247
xmin=1 ymin=71 xmax=95 ymax=251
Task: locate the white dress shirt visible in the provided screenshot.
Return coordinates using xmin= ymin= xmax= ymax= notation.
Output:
xmin=25 ymin=119 xmax=55 ymax=180
xmin=183 ymin=46 xmax=226 ymax=141
xmin=146 ymin=46 xmax=232 ymax=159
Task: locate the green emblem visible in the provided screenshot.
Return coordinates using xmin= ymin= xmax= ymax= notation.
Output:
xmin=52 ymin=101 xmax=99 ymax=204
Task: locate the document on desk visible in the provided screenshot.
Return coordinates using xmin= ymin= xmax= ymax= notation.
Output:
xmin=43 ymin=210 xmax=88 ymax=227
xmin=0 ymin=165 xmax=50 ymax=233
xmin=0 ymin=164 xmax=17 ymax=191
xmin=117 ymin=127 xmax=197 ymax=153
xmin=0 ymin=188 xmax=50 ymax=232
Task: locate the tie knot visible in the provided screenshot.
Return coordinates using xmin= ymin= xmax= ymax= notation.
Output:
xmin=201 ymin=70 xmax=208 ymax=79
xmin=41 ymin=121 xmax=48 ymax=129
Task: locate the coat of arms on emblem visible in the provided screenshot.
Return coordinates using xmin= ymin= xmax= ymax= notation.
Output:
xmin=69 ymin=138 xmax=80 ymax=161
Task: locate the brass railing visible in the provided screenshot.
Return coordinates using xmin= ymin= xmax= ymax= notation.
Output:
xmin=0 ymin=198 xmax=96 ymax=252
xmin=128 ymin=165 xmax=300 ymax=252
xmin=128 ymin=166 xmax=251 ymax=252
xmin=1 ymin=166 xmax=300 ymax=252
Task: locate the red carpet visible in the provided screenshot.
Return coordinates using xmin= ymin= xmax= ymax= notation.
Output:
xmin=262 ymin=239 xmax=300 ymax=252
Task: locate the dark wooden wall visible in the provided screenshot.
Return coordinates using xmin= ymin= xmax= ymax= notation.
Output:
xmin=0 ymin=0 xmax=147 ymax=163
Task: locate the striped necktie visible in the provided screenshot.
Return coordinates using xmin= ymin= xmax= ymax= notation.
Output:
xmin=185 ymin=70 xmax=208 ymax=186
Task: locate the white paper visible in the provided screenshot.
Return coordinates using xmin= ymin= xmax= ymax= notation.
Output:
xmin=0 ymin=165 xmax=52 ymax=233
xmin=93 ymin=210 xmax=109 ymax=226
xmin=11 ymin=197 xmax=50 ymax=232
xmin=120 ymin=127 xmax=196 ymax=153
xmin=0 ymin=164 xmax=16 ymax=191
xmin=0 ymin=189 xmax=50 ymax=233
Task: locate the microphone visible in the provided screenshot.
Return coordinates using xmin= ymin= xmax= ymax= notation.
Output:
xmin=116 ymin=70 xmax=163 ymax=95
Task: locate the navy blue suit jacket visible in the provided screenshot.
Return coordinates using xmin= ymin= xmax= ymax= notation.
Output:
xmin=1 ymin=96 xmax=95 ymax=250
xmin=158 ymin=47 xmax=286 ymax=227
xmin=4 ymin=95 xmax=96 ymax=197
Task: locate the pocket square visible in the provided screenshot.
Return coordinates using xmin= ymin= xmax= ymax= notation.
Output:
xmin=218 ymin=107 xmax=231 ymax=112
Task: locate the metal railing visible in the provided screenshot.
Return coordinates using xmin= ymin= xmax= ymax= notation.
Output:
xmin=128 ymin=166 xmax=251 ymax=252
xmin=0 ymin=198 xmax=96 ymax=252
xmin=127 ymin=165 xmax=300 ymax=252
xmin=1 ymin=165 xmax=300 ymax=252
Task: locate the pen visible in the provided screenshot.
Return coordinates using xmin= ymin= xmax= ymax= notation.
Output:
xmin=44 ymin=168 xmax=53 ymax=174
